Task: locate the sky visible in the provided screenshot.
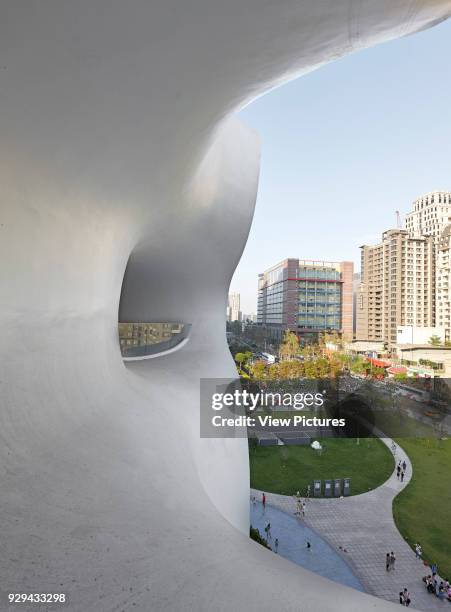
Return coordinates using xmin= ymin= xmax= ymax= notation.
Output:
xmin=232 ymin=19 xmax=451 ymax=314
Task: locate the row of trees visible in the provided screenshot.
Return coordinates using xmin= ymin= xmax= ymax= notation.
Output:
xmin=241 ymin=330 xmax=389 ymax=381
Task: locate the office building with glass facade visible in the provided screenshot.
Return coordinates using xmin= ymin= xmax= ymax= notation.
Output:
xmin=257 ymin=258 xmax=354 ymax=343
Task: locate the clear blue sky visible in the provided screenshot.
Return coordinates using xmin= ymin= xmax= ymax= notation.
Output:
xmin=232 ymin=19 xmax=451 ymax=314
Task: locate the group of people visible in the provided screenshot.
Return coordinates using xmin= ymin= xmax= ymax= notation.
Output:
xmin=264 ymin=521 xmax=280 ymax=553
xmin=396 ymin=459 xmax=407 ymax=483
xmin=254 ymin=494 xmax=279 ymax=553
xmin=294 ymin=491 xmax=306 ymax=517
xmin=398 ymin=588 xmax=411 ymax=607
xmin=422 ymin=570 xmax=451 ymax=601
xmin=386 ymin=551 xmax=396 ymax=571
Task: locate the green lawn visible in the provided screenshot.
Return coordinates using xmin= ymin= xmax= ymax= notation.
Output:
xmin=393 ymin=437 xmax=451 ymax=578
xmin=249 ymin=437 xmax=394 ymax=497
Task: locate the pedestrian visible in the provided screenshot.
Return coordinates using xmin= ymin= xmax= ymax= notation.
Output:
xmin=397 ymin=465 xmax=401 ymax=479
xmin=431 ymin=562 xmax=438 ymax=576
xmin=415 ymin=543 xmax=422 ymax=560
xmin=262 ymin=492 xmax=266 ymax=510
xmin=390 ymin=551 xmax=396 ymax=570
xmin=401 ymin=471 xmax=404 ymax=483
xmin=302 ymin=500 xmax=306 ymax=517
xmin=386 ymin=553 xmax=391 ymax=571
xmin=274 ymin=538 xmax=279 ymax=553
xmin=403 ymin=588 xmax=411 ymax=607
xmin=296 ymin=498 xmax=302 ymax=515
xmin=266 ymin=522 xmax=271 ymax=540
xmin=306 ymin=541 xmax=311 ymax=549
xmin=306 ymin=484 xmax=311 ymax=498
xmin=402 ymin=460 xmax=407 ymax=472
xmin=399 ymin=591 xmax=405 ymax=605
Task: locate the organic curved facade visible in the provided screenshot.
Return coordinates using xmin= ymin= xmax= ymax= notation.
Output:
xmin=1 ymin=1 xmax=450 ymax=610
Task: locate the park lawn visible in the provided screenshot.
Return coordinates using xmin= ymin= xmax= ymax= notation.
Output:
xmin=393 ymin=437 xmax=451 ymax=579
xmin=249 ymin=437 xmax=394 ymax=497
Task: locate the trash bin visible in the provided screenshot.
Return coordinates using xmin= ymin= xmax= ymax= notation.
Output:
xmin=334 ymin=478 xmax=342 ymax=497
xmin=343 ymin=477 xmax=351 ymax=496
xmin=314 ymin=479 xmax=321 ymax=497
xmin=324 ymin=479 xmax=331 ymax=497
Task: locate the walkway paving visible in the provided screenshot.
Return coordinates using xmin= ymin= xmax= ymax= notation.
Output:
xmin=252 ymin=438 xmax=448 ymax=611
xmin=250 ymin=501 xmax=364 ymax=591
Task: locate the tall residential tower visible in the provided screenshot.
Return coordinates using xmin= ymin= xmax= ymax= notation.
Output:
xmin=356 ymin=229 xmax=435 ymax=346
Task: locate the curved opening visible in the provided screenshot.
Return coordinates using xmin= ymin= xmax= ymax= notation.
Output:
xmin=118 ymin=322 xmax=191 ymax=360
xmin=117 ymin=251 xmax=191 ymax=360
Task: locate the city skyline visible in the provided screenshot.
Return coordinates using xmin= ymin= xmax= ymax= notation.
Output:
xmin=232 ymin=19 xmax=451 ymax=313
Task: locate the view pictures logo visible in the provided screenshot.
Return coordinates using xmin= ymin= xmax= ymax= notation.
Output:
xmin=211 ymin=389 xmax=325 ymax=411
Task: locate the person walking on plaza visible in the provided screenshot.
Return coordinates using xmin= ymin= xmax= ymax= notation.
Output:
xmin=401 ymin=471 xmax=405 ymax=483
xmin=415 ymin=543 xmax=422 ymax=560
xmin=295 ymin=491 xmax=301 ymax=516
xmin=265 ymin=522 xmax=271 ymax=540
xmin=296 ymin=498 xmax=302 ymax=516
xmin=400 ymin=588 xmax=411 ymax=607
xmin=402 ymin=460 xmax=407 ymax=472
xmin=390 ymin=552 xmax=396 ymax=570
xmin=274 ymin=538 xmax=279 ymax=553
xmin=262 ymin=492 xmax=266 ymax=510
xmin=302 ymin=500 xmax=306 ymax=517
xmin=386 ymin=553 xmax=391 ymax=571
xmin=397 ymin=464 xmax=401 ymax=479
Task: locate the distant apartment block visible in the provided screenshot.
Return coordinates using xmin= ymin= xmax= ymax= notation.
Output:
xmin=227 ymin=292 xmax=241 ymax=322
xmin=437 ymin=225 xmax=451 ymax=339
xmin=352 ymin=272 xmax=361 ymax=338
xmin=257 ymin=258 xmax=353 ymax=343
xmin=405 ymin=190 xmax=451 ymax=240
xmin=356 ymin=229 xmax=434 ymax=346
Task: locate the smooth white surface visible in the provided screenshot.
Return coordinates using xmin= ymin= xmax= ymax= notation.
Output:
xmin=1 ymin=1 xmax=451 ymax=610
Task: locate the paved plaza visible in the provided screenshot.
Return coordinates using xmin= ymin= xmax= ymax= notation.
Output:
xmin=252 ymin=438 xmax=448 ymax=611
xmin=250 ymin=500 xmax=364 ymax=591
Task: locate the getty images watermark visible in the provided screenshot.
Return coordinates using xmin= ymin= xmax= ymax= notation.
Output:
xmin=199 ymin=378 xmax=346 ymax=438
xmin=200 ymin=376 xmax=447 ymax=439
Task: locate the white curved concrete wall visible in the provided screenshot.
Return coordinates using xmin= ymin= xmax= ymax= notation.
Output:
xmin=1 ymin=2 xmax=450 ymax=610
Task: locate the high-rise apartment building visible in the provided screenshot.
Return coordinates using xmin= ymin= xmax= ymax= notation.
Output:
xmin=356 ymin=229 xmax=435 ymax=346
xmin=437 ymin=225 xmax=451 ymax=340
xmin=227 ymin=292 xmax=241 ymax=322
xmin=352 ymin=272 xmax=361 ymax=338
xmin=405 ymin=191 xmax=451 ymax=341
xmin=257 ymin=259 xmax=353 ymax=343
xmin=405 ymin=191 xmax=451 ymax=240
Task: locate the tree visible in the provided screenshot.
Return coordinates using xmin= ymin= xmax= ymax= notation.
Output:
xmin=234 ymin=352 xmax=246 ymax=369
xmin=268 ymin=363 xmax=280 ymax=379
xmin=372 ymin=366 xmax=386 ymax=379
xmin=234 ymin=351 xmax=252 ymax=372
xmin=279 ymin=330 xmax=300 ymax=361
xmin=428 ymin=335 xmax=442 ymax=346
xmin=250 ymin=360 xmax=267 ymax=380
xmin=394 ymin=372 xmax=407 ymax=381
